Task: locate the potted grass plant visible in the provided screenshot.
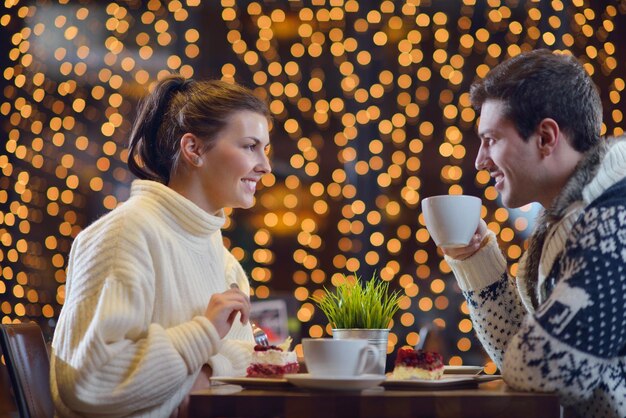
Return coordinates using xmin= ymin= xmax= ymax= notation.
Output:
xmin=311 ymin=272 xmax=401 ymax=374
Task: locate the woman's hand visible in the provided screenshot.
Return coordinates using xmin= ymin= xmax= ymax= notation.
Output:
xmin=204 ymin=288 xmax=251 ymax=338
xmin=441 ymin=219 xmax=489 ymax=261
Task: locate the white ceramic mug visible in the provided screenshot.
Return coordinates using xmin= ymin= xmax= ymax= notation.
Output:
xmin=302 ymin=338 xmax=381 ymax=377
xmin=422 ymin=195 xmax=482 ymax=248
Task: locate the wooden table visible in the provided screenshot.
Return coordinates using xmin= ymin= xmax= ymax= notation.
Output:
xmin=189 ymin=379 xmax=560 ymax=418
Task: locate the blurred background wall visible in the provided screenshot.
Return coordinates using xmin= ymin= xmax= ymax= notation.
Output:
xmin=1 ymin=0 xmax=625 ymax=372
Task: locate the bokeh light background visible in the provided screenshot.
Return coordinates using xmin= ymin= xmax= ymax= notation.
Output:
xmin=1 ymin=0 xmax=625 ymax=372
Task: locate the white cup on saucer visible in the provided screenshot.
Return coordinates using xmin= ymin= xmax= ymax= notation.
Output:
xmin=421 ymin=195 xmax=482 ymax=248
xmin=302 ymin=338 xmax=381 ymax=377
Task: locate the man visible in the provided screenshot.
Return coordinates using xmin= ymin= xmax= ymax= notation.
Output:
xmin=441 ymin=49 xmax=626 ymax=417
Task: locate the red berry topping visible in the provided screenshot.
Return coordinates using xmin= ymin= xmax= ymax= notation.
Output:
xmin=254 ymin=344 xmax=283 ymax=352
xmin=395 ymin=347 xmax=443 ymax=371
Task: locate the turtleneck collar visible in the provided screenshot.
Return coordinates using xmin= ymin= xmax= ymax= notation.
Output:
xmin=582 ymin=135 xmax=626 ymax=203
xmin=130 ymin=179 xmax=226 ymax=239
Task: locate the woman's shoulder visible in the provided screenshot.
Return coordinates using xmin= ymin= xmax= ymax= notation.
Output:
xmin=67 ymin=198 xmax=160 ymax=290
xmin=74 ymin=195 xmax=162 ymax=249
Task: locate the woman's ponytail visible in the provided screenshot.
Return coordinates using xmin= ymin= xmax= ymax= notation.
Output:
xmin=127 ymin=75 xmax=191 ymax=183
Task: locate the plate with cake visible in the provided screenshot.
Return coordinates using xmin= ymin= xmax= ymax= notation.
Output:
xmin=211 ymin=338 xmax=299 ymax=389
xmin=383 ymin=347 xmax=498 ymax=390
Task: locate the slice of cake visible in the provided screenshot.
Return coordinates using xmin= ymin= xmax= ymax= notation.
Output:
xmin=390 ymin=347 xmax=444 ymax=380
xmin=246 ymin=338 xmax=299 ymax=378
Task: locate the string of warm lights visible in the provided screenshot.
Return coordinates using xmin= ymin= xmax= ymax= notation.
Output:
xmin=1 ymin=0 xmax=624 ymax=370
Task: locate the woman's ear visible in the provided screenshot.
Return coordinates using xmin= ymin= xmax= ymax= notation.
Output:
xmin=179 ymin=133 xmax=203 ymax=166
xmin=536 ymin=118 xmax=560 ymax=158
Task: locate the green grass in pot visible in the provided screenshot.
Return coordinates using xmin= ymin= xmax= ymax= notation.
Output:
xmin=311 ymin=272 xmax=401 ymax=329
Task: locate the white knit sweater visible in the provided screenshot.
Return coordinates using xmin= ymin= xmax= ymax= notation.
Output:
xmin=50 ymin=180 xmax=255 ymax=418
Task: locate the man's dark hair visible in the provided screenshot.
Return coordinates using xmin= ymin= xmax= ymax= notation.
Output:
xmin=470 ymin=49 xmax=602 ymax=152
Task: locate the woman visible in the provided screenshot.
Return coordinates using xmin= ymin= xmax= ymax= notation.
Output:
xmin=50 ymin=75 xmax=271 ymax=417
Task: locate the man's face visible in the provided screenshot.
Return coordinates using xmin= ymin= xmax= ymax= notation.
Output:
xmin=475 ymin=100 xmax=543 ymax=208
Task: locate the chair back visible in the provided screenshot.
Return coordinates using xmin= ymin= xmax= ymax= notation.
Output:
xmin=416 ymin=323 xmax=449 ymax=359
xmin=0 ymin=322 xmax=53 ymax=418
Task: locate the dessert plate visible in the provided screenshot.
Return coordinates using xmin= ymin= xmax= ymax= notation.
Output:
xmin=210 ymin=376 xmax=292 ymax=389
xmin=443 ymin=365 xmax=484 ymax=375
xmin=383 ymin=374 xmax=501 ymax=390
xmin=284 ymin=373 xmax=385 ymax=391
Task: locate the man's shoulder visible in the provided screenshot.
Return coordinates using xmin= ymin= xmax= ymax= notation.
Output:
xmin=571 ymin=177 xmax=626 ymax=243
xmin=588 ymin=176 xmax=626 ymax=208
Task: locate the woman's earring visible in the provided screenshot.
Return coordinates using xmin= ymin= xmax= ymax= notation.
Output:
xmin=193 ymin=157 xmax=201 ymax=166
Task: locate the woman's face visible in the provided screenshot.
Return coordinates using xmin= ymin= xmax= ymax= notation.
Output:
xmin=198 ymin=110 xmax=271 ymax=213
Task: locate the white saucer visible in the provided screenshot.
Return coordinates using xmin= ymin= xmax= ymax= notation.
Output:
xmin=284 ymin=373 xmax=385 ymax=391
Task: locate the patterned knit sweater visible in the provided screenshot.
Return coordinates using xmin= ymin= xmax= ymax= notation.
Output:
xmin=446 ymin=138 xmax=626 ymax=418
xmin=50 ymin=180 xmax=255 ymax=418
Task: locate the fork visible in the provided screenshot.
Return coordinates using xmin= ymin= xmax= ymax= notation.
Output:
xmin=229 ymin=283 xmax=269 ymax=346
xmin=252 ymin=323 xmax=270 ymax=347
